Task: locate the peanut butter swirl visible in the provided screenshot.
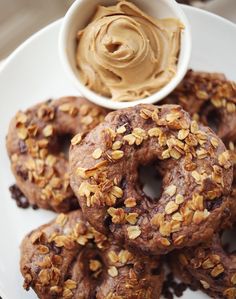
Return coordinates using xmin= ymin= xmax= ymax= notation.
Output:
xmin=76 ymin=1 xmax=183 ymax=102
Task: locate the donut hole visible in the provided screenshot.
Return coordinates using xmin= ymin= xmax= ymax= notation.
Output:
xmin=50 ymin=133 xmax=73 ymax=158
xmin=60 ymin=195 xmax=80 ymax=211
xmin=221 ymin=227 xmax=236 ymax=253
xmin=78 ymin=249 xmax=105 ymax=283
xmin=204 ymin=106 xmax=221 ymax=133
xmin=138 ymin=163 xmax=163 ymax=200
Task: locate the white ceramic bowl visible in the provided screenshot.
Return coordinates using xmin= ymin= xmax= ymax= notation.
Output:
xmin=59 ymin=0 xmax=191 ymax=110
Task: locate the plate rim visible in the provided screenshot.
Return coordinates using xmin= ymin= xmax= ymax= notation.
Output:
xmin=1 ymin=4 xmax=236 ymax=299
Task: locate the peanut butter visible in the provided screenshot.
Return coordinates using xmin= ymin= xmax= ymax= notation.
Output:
xmin=76 ymin=1 xmax=183 ymax=102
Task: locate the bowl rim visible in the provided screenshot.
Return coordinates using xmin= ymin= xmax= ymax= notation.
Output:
xmin=59 ymin=0 xmax=192 ymax=110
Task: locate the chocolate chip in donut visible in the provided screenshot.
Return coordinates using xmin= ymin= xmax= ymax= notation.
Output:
xmin=20 ymin=210 xmax=163 ymax=299
xmin=70 ymin=104 xmax=233 ymax=255
xmin=6 ymin=97 xmax=108 ymax=212
xmin=9 ymin=184 xmax=30 ymax=209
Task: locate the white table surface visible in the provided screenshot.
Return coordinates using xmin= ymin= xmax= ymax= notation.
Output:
xmin=0 ymin=60 xmax=4 ymax=70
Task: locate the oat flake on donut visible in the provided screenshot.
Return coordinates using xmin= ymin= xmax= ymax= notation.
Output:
xmin=164 ymin=71 xmax=236 ymax=298
xmin=20 ymin=210 xmax=163 ymax=299
xmin=170 ymin=232 xmax=236 ymax=299
xmin=164 ymin=70 xmax=236 ymax=225
xmin=6 ymin=97 xmax=108 ymax=212
xmin=70 ymin=104 xmax=233 ymax=255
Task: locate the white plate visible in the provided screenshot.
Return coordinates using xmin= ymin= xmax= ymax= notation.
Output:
xmin=0 ymin=5 xmax=236 ymax=299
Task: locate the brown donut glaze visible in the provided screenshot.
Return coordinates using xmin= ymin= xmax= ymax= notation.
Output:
xmin=6 ymin=97 xmax=108 ymax=212
xmin=170 ymin=233 xmax=236 ymax=299
xmin=20 ymin=210 xmax=163 ymax=299
xmin=70 ymin=104 xmax=233 ymax=255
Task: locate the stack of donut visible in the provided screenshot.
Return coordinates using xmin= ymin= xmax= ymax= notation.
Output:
xmin=6 ymin=71 xmax=236 ymax=299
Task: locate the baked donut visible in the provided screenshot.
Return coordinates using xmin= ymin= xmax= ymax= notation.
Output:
xmin=170 ymin=231 xmax=236 ymax=299
xmin=164 ymin=70 xmax=236 ymax=144
xmin=164 ymin=70 xmax=236 ymax=222
xmin=6 ymin=97 xmax=107 ymax=212
xmin=70 ymin=104 xmax=233 ymax=255
xmin=20 ymin=210 xmax=163 ymax=299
